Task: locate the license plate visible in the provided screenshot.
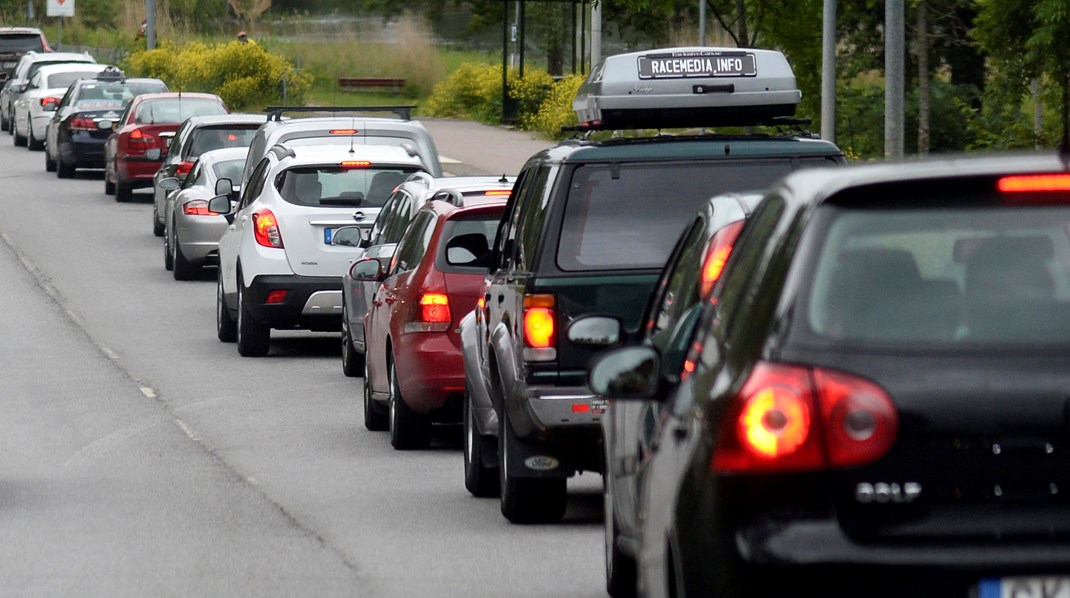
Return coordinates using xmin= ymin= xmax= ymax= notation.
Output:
xmin=323 ymin=227 xmax=335 ymax=245
xmin=638 ymin=50 xmax=756 ymax=80
xmin=2 ymin=61 xmax=14 ymax=69
xmin=979 ymin=577 xmax=1070 ymax=598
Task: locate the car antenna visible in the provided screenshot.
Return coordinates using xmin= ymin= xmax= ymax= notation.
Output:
xmin=498 ymin=173 xmax=508 ymax=184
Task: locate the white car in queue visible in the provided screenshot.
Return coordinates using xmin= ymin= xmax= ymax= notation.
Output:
xmin=12 ymin=62 xmax=108 ymax=150
xmin=211 ymin=143 xmax=427 ymax=357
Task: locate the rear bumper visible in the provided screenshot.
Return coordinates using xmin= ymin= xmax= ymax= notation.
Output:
xmin=175 ymin=215 xmax=228 ymax=264
xmin=396 ymin=332 xmax=465 ymax=417
xmin=118 ymin=155 xmax=163 ymax=185
xmin=244 ymin=274 xmax=342 ymax=331
xmin=59 ymin=132 xmax=106 ymax=166
xmin=523 ymin=385 xmax=606 ymax=429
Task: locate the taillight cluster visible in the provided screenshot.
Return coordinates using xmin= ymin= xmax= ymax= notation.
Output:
xmin=712 ymin=362 xmax=898 ymax=474
xmin=182 ymin=200 xmax=219 ymax=216
xmin=253 ymin=210 xmax=284 ymax=248
xmin=176 ymin=161 xmax=194 ymax=177
xmin=523 ymin=294 xmax=556 ymax=361
xmin=700 ymin=220 xmax=745 ymax=297
xmin=127 ymin=128 xmax=154 ymax=153
xmin=68 ymin=117 xmax=96 ymax=131
xmin=39 ymin=96 xmax=61 ymax=109
xmin=405 ymin=293 xmax=452 ymax=333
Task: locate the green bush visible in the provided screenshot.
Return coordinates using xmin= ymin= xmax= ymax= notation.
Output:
xmin=523 ymin=74 xmax=582 ymax=138
xmin=124 ymin=40 xmax=312 ymax=110
xmin=424 ymin=62 xmax=504 ymax=123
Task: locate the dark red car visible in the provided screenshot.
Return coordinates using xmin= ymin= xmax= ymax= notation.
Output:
xmin=104 ymin=92 xmax=227 ymax=202
xmin=354 ymin=193 xmax=507 ymax=450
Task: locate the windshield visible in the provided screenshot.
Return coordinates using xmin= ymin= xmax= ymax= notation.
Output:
xmin=134 ymin=98 xmax=225 ymax=125
xmin=557 ymin=160 xmax=796 ymax=271
xmin=0 ymin=34 xmax=44 ymax=53
xmin=274 ymin=166 xmax=419 ymax=208
xmin=804 ymin=206 xmax=1070 ymax=346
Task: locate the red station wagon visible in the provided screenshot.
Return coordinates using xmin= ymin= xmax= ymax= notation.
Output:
xmin=104 ymin=92 xmax=227 ymax=202
xmin=354 ymin=194 xmax=507 ymax=450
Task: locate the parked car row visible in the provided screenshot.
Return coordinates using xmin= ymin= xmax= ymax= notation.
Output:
xmin=27 ymin=41 xmax=1070 ymax=598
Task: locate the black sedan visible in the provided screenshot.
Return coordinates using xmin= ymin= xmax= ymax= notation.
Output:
xmin=590 ymin=153 xmax=1070 ymax=598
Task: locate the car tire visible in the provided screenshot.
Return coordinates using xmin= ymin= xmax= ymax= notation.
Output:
xmin=152 ymin=203 xmax=164 ymax=236
xmin=27 ymin=126 xmax=43 ymax=151
xmin=499 ymin=409 xmax=567 ymax=523
xmin=163 ymin=224 xmax=174 ymax=271
xmin=56 ymin=158 xmax=74 ymax=179
xmin=172 ymin=233 xmax=198 ymax=281
xmin=216 ymin=271 xmax=237 ymax=343
xmin=5 ymin=109 xmax=12 ymax=135
xmin=388 ymin=357 xmax=431 ymax=450
xmin=605 ymin=471 xmax=638 ymax=598
xmin=44 ymin=147 xmax=56 ymax=172
xmin=463 ymin=386 xmax=500 ymax=498
xmin=1 ymin=109 xmax=8 ymax=132
xmin=13 ymin=125 xmax=26 ymax=147
xmin=115 ymin=181 xmax=132 ymax=203
xmin=236 ymin=279 xmax=270 ymax=357
xmin=363 ymin=357 xmax=388 ymax=431
xmin=341 ymin=315 xmax=364 ymax=378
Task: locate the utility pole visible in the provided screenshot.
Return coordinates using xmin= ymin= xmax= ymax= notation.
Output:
xmin=699 ymin=0 xmax=706 ymax=45
xmin=885 ymin=0 xmax=904 ymax=159
xmin=591 ymin=1 xmax=602 ymax=66
xmin=821 ymin=0 xmax=836 ymax=143
xmin=147 ymin=0 xmax=157 ymax=50
xmin=26 ymin=0 xmax=34 ymax=19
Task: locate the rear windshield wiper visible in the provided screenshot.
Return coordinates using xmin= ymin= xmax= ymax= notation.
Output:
xmin=319 ymin=197 xmax=364 ymax=206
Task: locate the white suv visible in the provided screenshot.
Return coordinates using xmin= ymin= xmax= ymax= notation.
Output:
xmin=211 ymin=144 xmax=426 ymax=356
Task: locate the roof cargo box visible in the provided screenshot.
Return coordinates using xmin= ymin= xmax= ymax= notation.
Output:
xmin=573 ymin=47 xmax=802 ymax=129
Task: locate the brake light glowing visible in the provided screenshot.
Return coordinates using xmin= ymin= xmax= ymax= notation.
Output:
xmin=523 ymin=294 xmax=556 ymax=349
xmin=340 ymin=160 xmax=371 ymax=169
xmin=712 ymin=362 xmax=898 ymax=474
xmin=68 ymin=117 xmax=95 ymax=131
xmin=330 ymin=129 xmax=358 ymax=135
xmin=419 ymin=293 xmax=451 ymax=323
xmin=227 ymin=134 xmax=237 ymax=141
xmin=700 ymin=220 xmax=745 ymax=297
xmin=998 ymin=174 xmax=1070 ymax=193
xmin=572 ymin=404 xmax=590 ymax=413
xmin=182 ymin=200 xmax=219 ymax=216
xmin=253 ymin=210 xmax=284 ymax=248
xmin=40 ymin=96 xmax=61 ymax=108
xmin=176 ymin=161 xmax=194 ymax=177
xmin=484 ymin=190 xmax=512 ymax=197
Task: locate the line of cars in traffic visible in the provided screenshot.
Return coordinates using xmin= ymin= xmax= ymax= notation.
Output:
xmin=12 ymin=37 xmax=1070 ymax=597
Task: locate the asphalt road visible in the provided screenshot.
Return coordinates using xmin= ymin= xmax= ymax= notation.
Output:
xmin=0 ymin=123 xmax=601 ymax=597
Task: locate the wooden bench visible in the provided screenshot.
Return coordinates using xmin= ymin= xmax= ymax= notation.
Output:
xmin=337 ymin=77 xmax=407 ymax=93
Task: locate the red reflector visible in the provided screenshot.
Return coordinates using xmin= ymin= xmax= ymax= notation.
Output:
xmin=419 ymin=293 xmax=451 ymax=323
xmin=572 ymin=404 xmax=590 ymax=413
xmin=340 ymin=160 xmax=371 ymax=169
xmin=998 ymin=174 xmax=1070 ymax=193
xmin=266 ymin=290 xmax=288 ymax=304
xmin=330 ymin=129 xmax=358 ymax=135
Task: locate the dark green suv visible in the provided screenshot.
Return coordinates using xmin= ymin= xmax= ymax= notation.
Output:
xmin=459 ymin=46 xmax=846 ymax=523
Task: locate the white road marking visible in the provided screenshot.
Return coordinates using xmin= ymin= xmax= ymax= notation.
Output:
xmin=174 ymin=418 xmax=200 ymax=442
xmin=139 ymin=386 xmax=158 ymax=399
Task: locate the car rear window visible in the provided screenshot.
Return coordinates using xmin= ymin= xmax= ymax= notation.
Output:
xmin=556 ymin=160 xmax=797 ymax=271
xmin=438 ymin=214 xmax=502 ymax=272
xmin=28 ymin=60 xmax=92 ymax=80
xmin=45 ymin=70 xmax=101 ymax=90
xmin=804 ymin=206 xmax=1070 ymax=346
xmin=212 ymin=159 xmax=245 ymax=185
xmin=274 ymin=166 xmax=419 ymax=208
xmin=74 ymin=81 xmax=166 ymax=108
xmin=187 ymin=126 xmax=257 ymax=159
xmin=134 ymin=98 xmax=225 ymax=124
xmin=0 ymin=34 xmax=44 ymax=53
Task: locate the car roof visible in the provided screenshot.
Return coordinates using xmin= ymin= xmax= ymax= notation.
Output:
xmin=182 ymin=114 xmax=266 ymax=127
xmin=33 ymin=63 xmax=106 ymax=77
xmin=75 ymin=76 xmax=164 ymax=87
xmin=0 ymin=27 xmax=44 ymax=34
xmin=773 ymin=151 xmax=1070 ymax=209
xmin=22 ymin=51 xmax=92 ymax=63
xmin=130 ymin=92 xmax=223 ymax=103
xmin=423 ymin=196 xmax=508 ymax=220
xmin=278 ymin=144 xmax=425 ymax=168
xmin=195 ymin=146 xmax=250 ymax=164
xmin=544 ymin=134 xmax=843 ymax=164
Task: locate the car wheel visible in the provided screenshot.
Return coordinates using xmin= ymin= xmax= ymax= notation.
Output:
xmin=56 ymin=158 xmax=74 ymax=179
xmin=463 ymin=386 xmax=500 ymax=498
xmin=341 ymin=315 xmax=364 ymax=378
xmin=388 ymin=357 xmax=431 ymax=450
xmin=605 ymin=469 xmax=638 ymax=598
xmin=498 ymin=409 xmax=567 ymax=523
xmin=152 ymin=202 xmax=164 ymax=236
xmin=236 ymin=279 xmax=270 ymax=356
xmin=1 ymin=108 xmax=8 ymax=132
xmin=115 ymin=181 xmax=132 ymax=203
xmin=363 ymin=357 xmax=388 ymax=431
xmin=27 ymin=126 xmax=43 ymax=151
xmin=216 ymin=270 xmax=236 ymax=343
xmin=163 ymin=222 xmax=174 ymax=271
xmin=5 ymin=109 xmax=12 ymax=135
xmin=13 ymin=124 xmax=26 ymax=147
xmin=44 ymin=147 xmax=56 ymax=172
xmin=172 ymin=232 xmax=198 ymax=281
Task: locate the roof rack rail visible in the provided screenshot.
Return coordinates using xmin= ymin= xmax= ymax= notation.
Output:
xmin=263 ymin=105 xmax=415 ymax=122
xmin=268 ymin=144 xmax=296 ymax=160
xmin=405 ymin=171 xmax=435 ymax=189
xmin=430 ymin=189 xmax=465 ymax=208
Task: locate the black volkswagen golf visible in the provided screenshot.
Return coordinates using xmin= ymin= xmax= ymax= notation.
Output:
xmin=590 ymin=153 xmax=1070 ymax=598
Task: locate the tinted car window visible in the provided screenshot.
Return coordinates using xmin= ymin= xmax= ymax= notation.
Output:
xmin=382 ymin=196 xmax=414 ymax=243
xmin=393 ymin=211 xmax=435 ymax=273
xmin=275 ymin=166 xmax=418 ymax=209
xmin=557 ymin=161 xmax=793 ymax=271
xmin=187 ymin=127 xmax=256 ymax=159
xmin=45 ymin=70 xmax=100 ymax=89
xmin=439 ymin=215 xmax=500 ymax=272
xmin=804 ymin=205 xmax=1070 ymax=345
xmin=134 ymin=98 xmax=225 ymax=124
xmin=0 ymin=35 xmax=44 ymax=53
xmin=212 ymin=159 xmax=245 ymax=184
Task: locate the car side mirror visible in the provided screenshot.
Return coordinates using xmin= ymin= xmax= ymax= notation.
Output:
xmin=331 ymin=226 xmax=364 ymax=248
xmin=568 ymin=315 xmax=623 ymax=347
xmin=587 ymin=346 xmax=662 ymax=400
xmin=159 ymin=177 xmax=180 ymax=191
xmin=445 ymin=232 xmax=490 ymax=267
xmin=348 ymin=257 xmax=385 ymax=282
xmin=215 ymin=177 xmax=232 ymax=197
xmin=13 ymin=82 xmax=26 ymax=93
xmin=208 ymin=194 xmax=232 ymax=217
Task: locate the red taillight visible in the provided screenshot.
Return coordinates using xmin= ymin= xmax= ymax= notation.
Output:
xmin=40 ymin=96 xmax=61 ymax=109
xmin=253 ymin=210 xmax=283 ymax=248
xmin=176 ymin=161 xmax=194 ymax=177
xmin=700 ymin=220 xmax=745 ymax=297
xmin=330 ymin=129 xmax=358 ymax=135
xmin=712 ymin=362 xmax=898 ymax=474
xmin=182 ymin=200 xmax=219 ymax=216
xmin=997 ymin=174 xmax=1070 ymax=193
xmin=523 ymin=294 xmax=555 ymax=351
xmin=484 ymin=190 xmax=512 ymax=197
xmin=419 ymin=293 xmax=451 ymax=323
xmin=266 ymin=290 xmax=288 ymax=304
xmin=340 ymin=160 xmax=371 ymax=169
xmin=68 ymin=117 xmax=95 ymax=131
